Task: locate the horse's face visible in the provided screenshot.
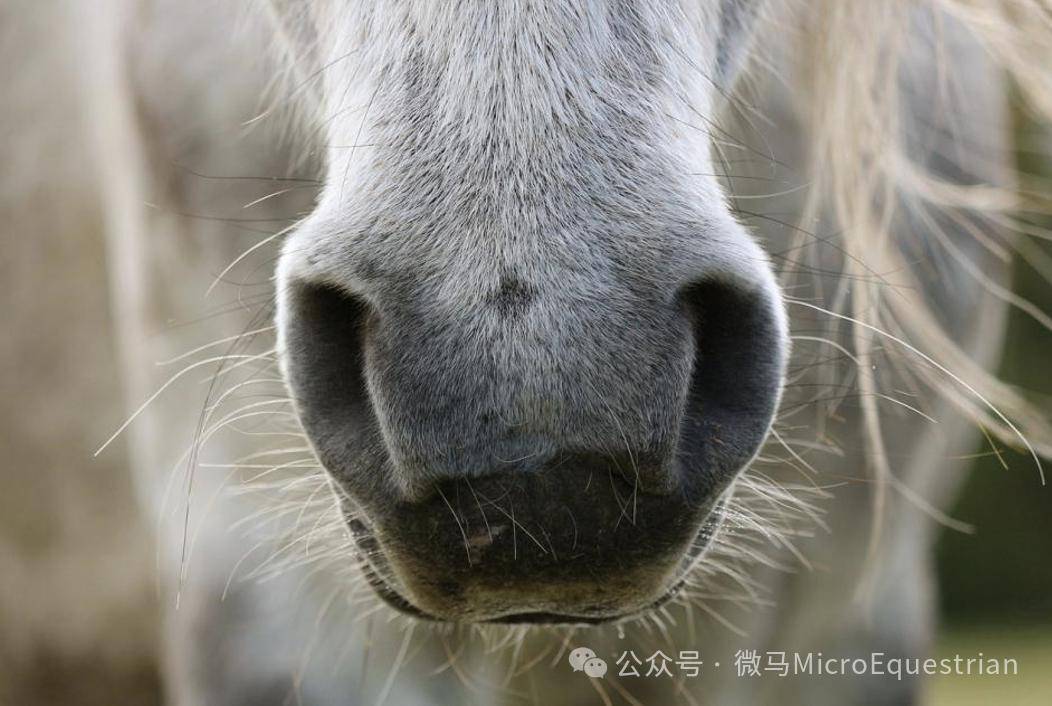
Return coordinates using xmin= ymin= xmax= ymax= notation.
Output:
xmin=275 ymin=0 xmax=786 ymax=623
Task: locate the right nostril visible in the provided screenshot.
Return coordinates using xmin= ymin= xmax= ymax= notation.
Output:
xmin=280 ymin=280 xmax=375 ymax=480
xmin=677 ymin=279 xmax=787 ymax=496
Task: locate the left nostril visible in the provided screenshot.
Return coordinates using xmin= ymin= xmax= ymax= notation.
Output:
xmin=676 ymin=278 xmax=787 ymax=497
xmin=280 ymin=279 xmax=376 ymax=484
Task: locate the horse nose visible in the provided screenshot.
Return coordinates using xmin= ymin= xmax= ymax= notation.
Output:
xmin=277 ymin=263 xmax=787 ymax=620
xmin=278 ymin=268 xmax=786 ymax=505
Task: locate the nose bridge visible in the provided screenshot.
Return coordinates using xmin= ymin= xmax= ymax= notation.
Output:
xmin=305 ymin=0 xmax=723 ymax=267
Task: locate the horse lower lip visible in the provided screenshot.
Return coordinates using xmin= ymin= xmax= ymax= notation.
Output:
xmin=346 ymin=503 xmax=718 ymax=624
xmin=358 ymin=551 xmax=687 ymax=625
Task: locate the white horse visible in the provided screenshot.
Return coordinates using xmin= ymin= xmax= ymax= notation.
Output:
xmin=3 ymin=1 xmax=1051 ymax=704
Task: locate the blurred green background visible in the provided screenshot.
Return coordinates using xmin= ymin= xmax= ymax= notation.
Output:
xmin=929 ymin=112 xmax=1052 ymax=706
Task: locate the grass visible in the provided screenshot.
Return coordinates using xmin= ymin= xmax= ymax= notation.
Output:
xmin=926 ymin=624 xmax=1052 ymax=706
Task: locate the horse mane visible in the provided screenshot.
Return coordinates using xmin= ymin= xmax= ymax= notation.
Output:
xmin=711 ymin=0 xmax=1052 ymax=575
xmin=789 ymin=0 xmax=1052 ymax=452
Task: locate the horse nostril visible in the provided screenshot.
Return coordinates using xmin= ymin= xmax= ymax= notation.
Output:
xmin=279 ymin=280 xmax=375 ymax=481
xmin=677 ymin=279 xmax=787 ymax=498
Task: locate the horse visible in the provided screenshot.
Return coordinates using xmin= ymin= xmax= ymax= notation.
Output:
xmin=3 ymin=0 xmax=1051 ymax=704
